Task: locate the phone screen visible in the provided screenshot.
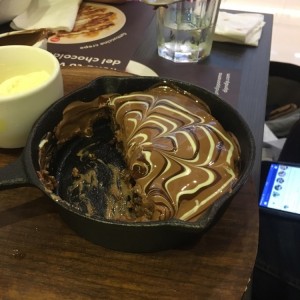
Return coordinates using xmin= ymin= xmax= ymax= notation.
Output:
xmin=259 ymin=163 xmax=300 ymax=214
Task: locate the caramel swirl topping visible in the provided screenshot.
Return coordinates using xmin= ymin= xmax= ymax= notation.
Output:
xmin=108 ymin=84 xmax=240 ymax=221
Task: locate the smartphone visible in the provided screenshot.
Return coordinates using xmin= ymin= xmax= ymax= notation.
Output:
xmin=259 ymin=161 xmax=300 ymax=217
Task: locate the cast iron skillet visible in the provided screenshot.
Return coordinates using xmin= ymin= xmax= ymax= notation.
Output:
xmin=0 ymin=76 xmax=255 ymax=252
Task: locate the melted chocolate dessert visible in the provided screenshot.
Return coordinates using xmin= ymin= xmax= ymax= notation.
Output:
xmin=0 ymin=29 xmax=49 ymax=46
xmin=38 ymin=83 xmax=240 ymax=222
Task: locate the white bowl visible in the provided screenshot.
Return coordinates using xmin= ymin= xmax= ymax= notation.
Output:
xmin=0 ymin=45 xmax=63 ymax=148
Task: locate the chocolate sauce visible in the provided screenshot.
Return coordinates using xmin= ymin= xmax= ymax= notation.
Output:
xmin=38 ymin=83 xmax=241 ymax=222
xmin=0 ymin=29 xmax=49 ymax=46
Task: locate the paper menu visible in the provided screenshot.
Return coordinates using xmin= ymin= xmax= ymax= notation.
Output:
xmin=47 ymin=2 xmax=155 ymax=71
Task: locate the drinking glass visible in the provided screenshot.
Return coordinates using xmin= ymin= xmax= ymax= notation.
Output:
xmin=156 ymin=0 xmax=221 ymax=63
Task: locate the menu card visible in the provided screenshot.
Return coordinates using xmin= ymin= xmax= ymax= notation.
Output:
xmin=47 ymin=2 xmax=155 ymax=72
xmin=145 ymin=60 xmax=242 ymax=107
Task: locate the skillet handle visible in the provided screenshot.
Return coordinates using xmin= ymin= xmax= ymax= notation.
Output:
xmin=0 ymin=156 xmax=30 ymax=189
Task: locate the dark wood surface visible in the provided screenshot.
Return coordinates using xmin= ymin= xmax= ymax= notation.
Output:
xmin=0 ymin=67 xmax=259 ymax=300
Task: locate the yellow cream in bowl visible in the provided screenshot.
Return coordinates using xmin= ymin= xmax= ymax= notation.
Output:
xmin=0 ymin=70 xmax=50 ymax=96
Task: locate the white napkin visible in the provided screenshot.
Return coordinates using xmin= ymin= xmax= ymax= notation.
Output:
xmin=11 ymin=0 xmax=82 ymax=32
xmin=214 ymin=12 xmax=265 ymax=47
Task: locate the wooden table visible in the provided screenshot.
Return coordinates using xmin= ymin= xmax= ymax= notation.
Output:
xmin=0 ymin=67 xmax=258 ymax=300
xmin=0 ymin=5 xmax=274 ymax=298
